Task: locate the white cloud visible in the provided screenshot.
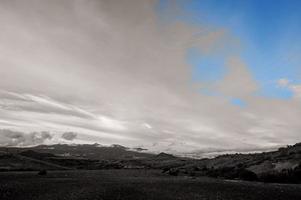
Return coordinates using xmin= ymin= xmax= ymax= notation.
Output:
xmin=97 ymin=115 xmax=127 ymax=131
xmin=277 ymin=78 xmax=290 ymax=87
xmin=142 ymin=123 xmax=152 ymax=129
xmin=0 ymin=129 xmax=53 ymax=146
xmin=289 ymin=84 xmax=301 ymax=99
xmin=276 ymin=78 xmax=301 ymax=99
xmin=24 ymin=94 xmax=71 ymax=110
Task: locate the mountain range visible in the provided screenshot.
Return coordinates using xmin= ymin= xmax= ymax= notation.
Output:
xmin=0 ymin=142 xmax=300 ymax=183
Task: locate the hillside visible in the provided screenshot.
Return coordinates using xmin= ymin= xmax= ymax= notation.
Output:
xmin=0 ymin=150 xmax=69 ymax=171
xmin=32 ymin=144 xmax=154 ymax=160
xmin=0 ymin=143 xmax=300 ymax=183
xmin=168 ymin=143 xmax=301 ymax=183
xmin=0 ymin=144 xmax=157 ymax=171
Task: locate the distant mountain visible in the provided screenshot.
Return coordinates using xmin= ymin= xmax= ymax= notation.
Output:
xmin=0 ymin=143 xmax=190 ymax=171
xmin=155 ymin=152 xmax=177 ymax=160
xmin=28 ymin=143 xmax=154 ymax=160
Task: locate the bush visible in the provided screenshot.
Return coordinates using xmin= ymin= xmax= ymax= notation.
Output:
xmin=38 ymin=170 xmax=47 ymax=175
xmin=205 ymin=167 xmax=237 ymax=179
xmin=238 ymin=169 xmax=258 ymax=181
xmin=259 ymin=168 xmax=301 ymax=184
xmin=162 ymin=167 xmax=170 ymax=173
xmin=168 ymin=168 xmax=179 ymax=176
xmin=292 ymin=168 xmax=301 ymax=183
xmin=205 ymin=167 xmax=258 ymax=181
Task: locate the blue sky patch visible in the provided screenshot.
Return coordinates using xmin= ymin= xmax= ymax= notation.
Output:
xmin=187 ymin=48 xmax=226 ymax=83
xmin=157 ymin=0 xmax=301 ymax=100
xmin=230 ymin=98 xmax=246 ymax=107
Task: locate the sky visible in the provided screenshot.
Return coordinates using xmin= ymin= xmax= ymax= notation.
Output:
xmin=0 ymin=0 xmax=301 ymax=155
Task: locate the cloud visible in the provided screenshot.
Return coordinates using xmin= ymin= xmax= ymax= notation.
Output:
xmin=289 ymin=84 xmax=301 ymax=99
xmin=97 ymin=115 xmax=127 ymax=131
xmin=61 ymin=132 xmax=77 ymax=141
xmin=277 ymin=78 xmax=290 ymax=87
xmin=0 ymin=129 xmax=53 ymax=146
xmin=142 ymin=123 xmax=152 ymax=129
xmin=216 ymin=57 xmax=258 ymax=99
xmin=276 ymin=78 xmax=301 ymax=99
xmin=0 ymin=0 xmax=300 ymax=154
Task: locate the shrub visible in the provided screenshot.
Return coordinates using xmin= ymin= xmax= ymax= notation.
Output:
xmin=238 ymin=169 xmax=258 ymax=181
xmin=162 ymin=167 xmax=170 ymax=173
xmin=259 ymin=168 xmax=301 ymax=184
xmin=38 ymin=170 xmax=47 ymax=175
xmin=168 ymin=168 xmax=179 ymax=176
xmin=205 ymin=167 xmax=237 ymax=179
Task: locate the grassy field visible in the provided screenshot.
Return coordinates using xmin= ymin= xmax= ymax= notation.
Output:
xmin=0 ymin=170 xmax=301 ymax=200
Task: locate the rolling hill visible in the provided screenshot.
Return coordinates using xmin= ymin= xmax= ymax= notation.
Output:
xmin=0 ymin=142 xmax=300 ymax=183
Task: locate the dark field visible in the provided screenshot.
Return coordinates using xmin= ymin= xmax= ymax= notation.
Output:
xmin=0 ymin=170 xmax=301 ymax=200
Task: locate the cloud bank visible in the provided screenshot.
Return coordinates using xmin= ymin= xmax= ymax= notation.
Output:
xmin=0 ymin=129 xmax=52 ymax=146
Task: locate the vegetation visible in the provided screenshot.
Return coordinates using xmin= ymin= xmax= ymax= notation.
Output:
xmin=0 ymin=170 xmax=301 ymax=200
xmin=37 ymin=170 xmax=47 ymax=176
xmin=1 ymin=142 xmax=301 ymax=184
